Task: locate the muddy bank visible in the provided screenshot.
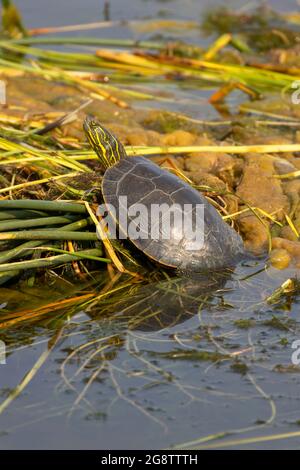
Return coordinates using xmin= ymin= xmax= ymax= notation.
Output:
xmin=2 ymin=72 xmax=300 ymax=269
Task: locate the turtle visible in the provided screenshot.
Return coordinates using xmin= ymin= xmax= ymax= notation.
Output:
xmin=83 ymin=116 xmax=246 ymax=272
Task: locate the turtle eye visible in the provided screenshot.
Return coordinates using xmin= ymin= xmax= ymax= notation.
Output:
xmin=90 ymin=120 xmax=99 ymax=129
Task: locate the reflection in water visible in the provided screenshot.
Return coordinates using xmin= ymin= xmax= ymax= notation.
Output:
xmin=90 ymin=269 xmax=231 ymax=331
xmin=1 ymin=0 xmax=300 ymax=451
xmin=0 ymin=262 xmax=300 ymax=449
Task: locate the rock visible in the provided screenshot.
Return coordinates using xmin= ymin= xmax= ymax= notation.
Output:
xmin=274 ymin=158 xmax=297 ymax=175
xmin=269 ymin=248 xmax=291 ymax=270
xmin=162 ymin=129 xmax=197 ymax=146
xmin=272 ymin=237 xmax=300 ymax=267
xmin=282 ymin=180 xmax=300 ymax=217
xmin=236 ymin=154 xmax=288 ymax=218
xmin=185 ymin=169 xmax=226 ymax=189
xmin=238 ymin=214 xmax=270 ymax=253
xmin=236 ymin=153 xmax=289 ymax=253
xmin=185 ymin=152 xmax=217 ymax=173
xmin=280 ymin=225 xmax=298 ymax=242
xmin=184 ymin=137 xmax=232 ymax=170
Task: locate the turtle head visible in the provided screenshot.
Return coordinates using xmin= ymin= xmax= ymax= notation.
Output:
xmin=83 ymin=116 xmax=127 ymax=169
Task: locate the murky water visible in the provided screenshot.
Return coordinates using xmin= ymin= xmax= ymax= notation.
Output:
xmin=1 ymin=0 xmax=300 ymax=450
xmin=1 ymin=261 xmax=300 ymax=449
xmin=13 ymin=0 xmax=300 ymax=28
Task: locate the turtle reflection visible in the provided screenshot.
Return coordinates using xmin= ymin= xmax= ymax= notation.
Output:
xmin=90 ymin=269 xmax=232 ymax=332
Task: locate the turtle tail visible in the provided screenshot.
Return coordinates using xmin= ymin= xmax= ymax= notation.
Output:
xmin=83 ymin=116 xmax=127 ymax=169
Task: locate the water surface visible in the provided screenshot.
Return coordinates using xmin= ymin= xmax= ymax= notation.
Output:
xmin=1 ymin=0 xmax=300 ymax=450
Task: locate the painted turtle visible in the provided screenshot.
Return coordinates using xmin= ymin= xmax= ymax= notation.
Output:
xmin=83 ymin=117 xmax=245 ymax=271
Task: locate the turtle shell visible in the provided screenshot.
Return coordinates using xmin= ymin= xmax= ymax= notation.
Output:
xmin=102 ymin=156 xmax=245 ymax=271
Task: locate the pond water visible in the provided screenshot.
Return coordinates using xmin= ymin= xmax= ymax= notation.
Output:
xmin=13 ymin=0 xmax=300 ymax=27
xmin=1 ymin=261 xmax=300 ymax=449
xmin=1 ymin=0 xmax=300 ymax=450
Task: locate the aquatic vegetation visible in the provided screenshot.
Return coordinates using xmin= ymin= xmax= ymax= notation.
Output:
xmin=1 ymin=1 xmax=300 ymax=450
xmin=202 ymin=5 xmax=300 ymax=52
